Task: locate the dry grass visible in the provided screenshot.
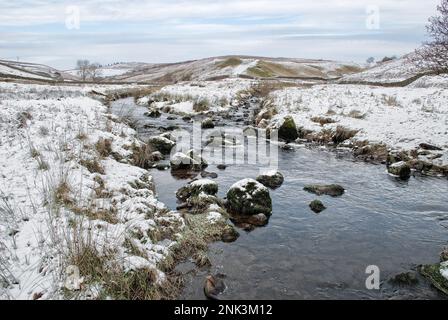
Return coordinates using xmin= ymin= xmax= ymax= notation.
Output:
xmin=131 ymin=143 xmax=155 ymax=169
xmin=332 ymin=126 xmax=358 ymax=144
xmin=65 ymin=238 xmax=181 ymax=300
xmin=76 ymin=132 xmax=88 ymax=141
xmin=247 ymin=61 xmax=297 ymax=78
xmin=193 ymin=98 xmax=211 ymax=112
xmin=382 ymin=95 xmax=400 ymax=107
xmin=80 ymin=158 xmax=105 ymax=175
xmin=347 ymin=109 xmax=367 ymax=119
xmin=95 ymin=138 xmax=113 ymax=158
xmin=71 ymin=206 xmax=119 ymax=224
xmin=248 ymin=81 xmax=298 ymax=99
xmin=54 ymin=181 xmax=74 ymax=207
xmin=17 ymin=111 xmax=32 ymax=128
xmin=311 ymin=116 xmax=337 ymax=126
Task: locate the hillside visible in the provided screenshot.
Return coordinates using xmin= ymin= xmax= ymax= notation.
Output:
xmin=0 ymin=59 xmax=77 ymax=82
xmin=111 ymin=56 xmax=365 ymax=83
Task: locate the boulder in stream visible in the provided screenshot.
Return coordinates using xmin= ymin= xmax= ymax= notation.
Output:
xmin=309 ymin=200 xmax=326 ymax=213
xmin=144 ymin=109 xmax=161 ymax=118
xmin=304 ymin=184 xmax=345 ymax=197
xmin=278 ymin=115 xmax=299 ymax=142
xmin=170 ymin=150 xmax=208 ymax=171
xmin=226 ymin=179 xmax=272 ymax=215
xmin=387 ymin=161 xmax=411 ymax=179
xmin=256 ymin=170 xmax=284 ymax=189
xmin=147 ymin=136 xmax=176 ymax=155
xmin=176 ymin=179 xmax=219 ymax=202
xmin=201 ymin=118 xmax=215 ymax=129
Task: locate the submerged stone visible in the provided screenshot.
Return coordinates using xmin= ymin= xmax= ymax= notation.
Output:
xmin=309 ymin=200 xmax=326 ymax=213
xmin=204 ymin=275 xmax=226 ymax=300
xmin=147 ymin=136 xmax=176 ymax=155
xmin=304 ymin=184 xmax=345 ymax=197
xmin=221 ymin=225 xmax=240 ymax=243
xmin=389 ymin=272 xmax=419 ymax=286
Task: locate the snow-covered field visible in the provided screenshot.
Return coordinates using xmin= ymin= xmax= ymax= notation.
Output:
xmin=137 ymin=79 xmax=256 ymax=112
xmin=270 ymin=83 xmax=448 ymax=166
xmin=135 ymin=75 xmax=448 ymax=170
xmin=0 ymin=82 xmax=184 ymax=299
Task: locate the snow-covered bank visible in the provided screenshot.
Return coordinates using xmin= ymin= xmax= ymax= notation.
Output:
xmin=269 ymin=83 xmax=448 ymax=170
xmin=0 ymin=82 xmax=185 ymax=299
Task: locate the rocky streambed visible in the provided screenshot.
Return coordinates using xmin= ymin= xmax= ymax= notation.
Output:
xmin=111 ymin=95 xmax=448 ymax=300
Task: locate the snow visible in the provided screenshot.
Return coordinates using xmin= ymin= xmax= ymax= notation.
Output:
xmin=170 ymin=101 xmax=194 ymax=114
xmin=390 ymin=161 xmax=406 ymax=168
xmin=190 ymin=179 xmax=217 ymax=187
xmin=155 ymin=79 xmax=255 ymax=108
xmin=0 ymin=81 xmax=184 ymax=299
xmin=230 ymin=179 xmax=268 ymax=193
xmin=340 ymin=55 xmax=419 ymax=83
xmin=206 ymin=211 xmax=223 ymax=223
xmin=259 ymin=169 xmax=280 ymax=177
xmin=232 ymin=59 xmax=258 ymax=76
xmin=441 ymin=261 xmax=448 ymax=281
xmin=100 ymin=68 xmax=131 ymax=77
xmin=0 ymin=64 xmax=52 ymax=80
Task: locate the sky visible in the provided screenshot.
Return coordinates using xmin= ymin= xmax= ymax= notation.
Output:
xmin=0 ymin=0 xmax=441 ymax=69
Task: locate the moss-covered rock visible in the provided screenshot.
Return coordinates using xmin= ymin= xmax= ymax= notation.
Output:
xmin=176 ymin=179 xmax=219 ymax=202
xmin=309 ymin=200 xmax=326 ymax=213
xmin=418 ymin=262 xmax=448 ymax=296
xmin=387 ymin=161 xmax=411 ymax=179
xmin=201 ymin=118 xmax=215 ymax=129
xmin=170 ymin=150 xmax=208 ymax=171
xmin=226 ymin=179 xmax=272 ymax=215
xmin=389 ymin=272 xmax=419 ymax=286
xmin=278 ymin=116 xmax=299 ymax=142
xmin=256 ymin=170 xmax=284 ymax=189
xmin=144 ymin=109 xmax=161 ymax=118
xmin=147 ymin=136 xmax=176 ymax=155
xmin=441 ymin=248 xmax=448 ymax=262
xmin=304 ymin=184 xmax=345 ymax=197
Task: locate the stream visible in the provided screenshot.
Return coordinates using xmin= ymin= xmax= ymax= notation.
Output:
xmin=112 ymin=97 xmax=448 ymax=300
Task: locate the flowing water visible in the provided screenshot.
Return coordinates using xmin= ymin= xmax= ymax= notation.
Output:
xmin=112 ymin=98 xmax=448 ymax=300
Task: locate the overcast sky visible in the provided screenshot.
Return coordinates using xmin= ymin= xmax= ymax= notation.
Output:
xmin=0 ymin=0 xmax=441 ymax=69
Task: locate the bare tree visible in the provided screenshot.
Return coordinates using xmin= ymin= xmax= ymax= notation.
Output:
xmin=413 ymin=0 xmax=448 ymax=74
xmin=87 ymin=62 xmax=102 ymax=81
xmin=366 ymin=57 xmax=375 ymax=64
xmin=76 ymin=60 xmax=103 ymax=82
xmin=76 ymin=59 xmax=90 ymax=81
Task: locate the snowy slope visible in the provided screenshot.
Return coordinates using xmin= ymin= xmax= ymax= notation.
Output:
xmin=0 ymin=60 xmax=77 ymax=81
xmin=0 ymin=82 xmax=184 ymax=299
